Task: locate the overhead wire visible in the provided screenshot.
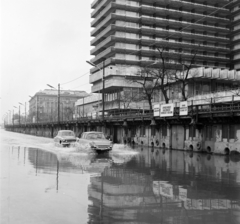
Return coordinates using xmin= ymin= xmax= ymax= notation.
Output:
xmin=51 ymin=1 xmax=233 ymax=89
xmin=60 ymin=71 xmax=90 ymax=86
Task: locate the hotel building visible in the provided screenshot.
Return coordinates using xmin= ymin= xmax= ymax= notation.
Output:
xmin=89 ymin=0 xmax=238 ymax=111
xmin=230 ymin=0 xmax=240 ymax=70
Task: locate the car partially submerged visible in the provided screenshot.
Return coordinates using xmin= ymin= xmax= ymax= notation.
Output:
xmin=76 ymin=131 xmax=113 ymax=153
xmin=54 ymin=130 xmax=76 ymax=147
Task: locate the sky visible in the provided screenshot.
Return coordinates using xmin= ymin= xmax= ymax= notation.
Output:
xmin=1 ymin=0 xmax=93 ymax=123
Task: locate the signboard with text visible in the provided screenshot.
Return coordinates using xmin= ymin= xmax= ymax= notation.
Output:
xmin=153 ymin=104 xmax=160 ymax=117
xmin=160 ymin=103 xmax=174 ymax=117
xmin=179 ymin=101 xmax=188 ymax=116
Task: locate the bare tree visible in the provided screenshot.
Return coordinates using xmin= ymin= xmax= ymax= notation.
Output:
xmin=143 ymin=44 xmax=200 ymax=103
xmin=171 ymin=47 xmax=199 ymax=101
xmin=117 ymin=88 xmax=143 ymax=109
xmin=131 ymin=67 xmax=161 ymax=110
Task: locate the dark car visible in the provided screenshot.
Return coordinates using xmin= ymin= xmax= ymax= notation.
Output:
xmin=54 ymin=130 xmax=76 ymax=147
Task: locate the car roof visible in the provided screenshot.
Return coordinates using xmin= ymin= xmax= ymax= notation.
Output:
xmin=58 ymin=130 xmax=74 ymax=132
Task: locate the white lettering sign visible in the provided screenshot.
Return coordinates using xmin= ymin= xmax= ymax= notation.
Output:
xmin=160 ymin=104 xmax=174 ymax=117
xmin=180 ymin=101 xmax=188 ymax=116
xmin=153 ymin=104 xmax=160 ymax=117
xmin=160 ymin=182 xmax=173 ymax=198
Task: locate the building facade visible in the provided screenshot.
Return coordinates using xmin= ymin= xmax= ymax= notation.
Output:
xmin=29 ymin=89 xmax=88 ymax=123
xmin=229 ymin=0 xmax=240 ymax=70
xmin=90 ymin=0 xmax=234 ymax=109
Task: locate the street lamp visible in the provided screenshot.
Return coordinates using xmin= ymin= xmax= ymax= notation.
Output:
xmin=18 ymin=102 xmax=24 ymax=124
xmin=19 ymin=102 xmax=26 ymax=124
xmin=47 ymin=83 xmax=60 ymax=124
xmin=86 ymin=60 xmax=105 ymax=120
xmin=13 ymin=106 xmax=17 ymax=125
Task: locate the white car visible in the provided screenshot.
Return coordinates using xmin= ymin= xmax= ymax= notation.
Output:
xmin=76 ymin=131 xmax=113 ymax=153
xmin=54 ymin=130 xmax=77 ymax=147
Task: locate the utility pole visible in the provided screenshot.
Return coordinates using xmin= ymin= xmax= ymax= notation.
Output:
xmin=102 ymin=60 xmax=105 ymax=121
xmin=25 ymin=102 xmax=26 ymax=124
xmin=86 ymin=60 xmax=105 ymax=120
xmin=19 ymin=105 xmax=21 ymax=124
xmin=36 ymin=96 xmax=38 ymax=123
xmin=58 ymin=84 xmax=60 ymax=125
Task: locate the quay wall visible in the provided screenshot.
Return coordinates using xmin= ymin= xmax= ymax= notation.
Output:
xmin=5 ymin=115 xmax=240 ymax=156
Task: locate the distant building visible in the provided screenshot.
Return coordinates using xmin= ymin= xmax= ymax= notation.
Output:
xmin=29 ymin=89 xmax=88 ymax=123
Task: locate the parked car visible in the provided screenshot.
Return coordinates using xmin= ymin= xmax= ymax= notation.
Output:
xmin=76 ymin=131 xmax=113 ymax=153
xmin=54 ymin=130 xmax=77 ymax=147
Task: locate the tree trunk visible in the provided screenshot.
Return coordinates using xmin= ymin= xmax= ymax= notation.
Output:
xmin=162 ymin=89 xmax=169 ymax=104
xmin=147 ymin=95 xmax=153 ymax=111
xmin=181 ymin=83 xmax=187 ymax=101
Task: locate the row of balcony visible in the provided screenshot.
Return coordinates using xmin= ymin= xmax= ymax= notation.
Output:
xmin=91 ymin=45 xmax=229 ymax=65
xmin=91 ymin=0 xmax=228 ymax=19
xmin=90 ymin=35 xmax=230 ymax=56
xmin=91 ymin=2 xmax=229 ymax=28
xmin=91 ymin=24 xmax=230 ymax=47
xmin=91 ymin=13 xmax=229 ymax=37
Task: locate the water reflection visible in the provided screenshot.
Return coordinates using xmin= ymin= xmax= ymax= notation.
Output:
xmin=88 ymin=146 xmax=240 ymax=224
xmin=3 ymin=145 xmax=240 ymax=224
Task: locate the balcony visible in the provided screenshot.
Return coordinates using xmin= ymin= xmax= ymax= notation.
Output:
xmin=91 ymin=77 xmax=142 ymax=93
xmin=141 ymin=4 xmax=229 ymax=24
xmin=142 ymin=0 xmax=229 ymax=13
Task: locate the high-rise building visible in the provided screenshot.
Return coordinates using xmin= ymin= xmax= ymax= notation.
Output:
xmin=90 ymin=0 xmax=233 ymax=94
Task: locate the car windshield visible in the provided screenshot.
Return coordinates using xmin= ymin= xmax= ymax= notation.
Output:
xmin=86 ymin=133 xmax=105 ymax=140
xmin=60 ymin=131 xmax=75 ymax=137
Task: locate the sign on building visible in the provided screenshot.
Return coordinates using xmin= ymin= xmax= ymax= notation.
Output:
xmin=153 ymin=104 xmax=160 ymax=117
xmin=160 ymin=103 xmax=174 ymax=117
xmin=179 ymin=101 xmax=188 ymax=116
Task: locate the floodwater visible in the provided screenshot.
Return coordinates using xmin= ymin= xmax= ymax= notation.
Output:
xmin=1 ymin=130 xmax=240 ymax=224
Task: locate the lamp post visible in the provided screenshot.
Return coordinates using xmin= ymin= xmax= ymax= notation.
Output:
xmin=86 ymin=60 xmax=105 ymax=120
xmin=18 ymin=103 xmax=23 ymax=124
xmin=13 ymin=106 xmax=17 ymax=125
xmin=19 ymin=102 xmax=26 ymax=124
xmin=8 ymin=110 xmax=11 ymax=125
xmin=47 ymin=84 xmax=60 ymax=124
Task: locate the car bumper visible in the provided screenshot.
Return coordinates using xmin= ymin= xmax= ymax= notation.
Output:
xmin=91 ymin=146 xmax=112 ymax=151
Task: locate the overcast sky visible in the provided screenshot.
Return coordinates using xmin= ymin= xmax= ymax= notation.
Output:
xmin=1 ymin=0 xmax=93 ymax=122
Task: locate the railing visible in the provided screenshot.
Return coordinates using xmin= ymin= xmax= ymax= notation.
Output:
xmin=5 ymin=94 xmax=240 ymax=127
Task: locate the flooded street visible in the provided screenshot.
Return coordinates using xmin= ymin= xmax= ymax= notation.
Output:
xmin=1 ymin=130 xmax=240 ymax=224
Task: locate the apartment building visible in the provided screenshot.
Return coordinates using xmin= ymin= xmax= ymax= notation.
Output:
xmin=90 ymin=0 xmax=234 ymax=111
xmin=29 ymin=89 xmax=88 ymax=123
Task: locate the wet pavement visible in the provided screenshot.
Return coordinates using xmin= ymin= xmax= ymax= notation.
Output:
xmin=1 ymin=130 xmax=240 ymax=224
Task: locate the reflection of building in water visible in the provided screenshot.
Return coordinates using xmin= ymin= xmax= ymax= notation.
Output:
xmin=137 ymin=148 xmax=240 ymax=184
xmin=88 ymin=149 xmax=240 ymax=223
